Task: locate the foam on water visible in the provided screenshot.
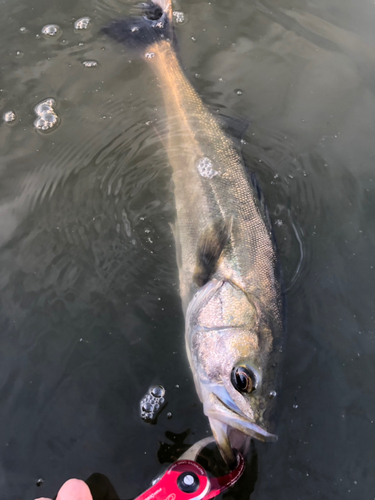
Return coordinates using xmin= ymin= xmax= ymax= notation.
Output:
xmin=33 ymin=98 xmax=59 ymax=131
xmin=74 ymin=17 xmax=91 ymax=30
xmin=41 ymin=24 xmax=61 ymax=38
xmin=173 ymin=11 xmax=186 ymax=24
xmin=197 ymin=157 xmax=218 ymax=178
xmin=3 ymin=111 xmax=16 ymax=123
xmin=82 ymin=60 xmax=98 ymax=68
xmin=140 ymin=385 xmax=166 ymax=421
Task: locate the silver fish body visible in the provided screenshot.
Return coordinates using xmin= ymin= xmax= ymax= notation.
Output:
xmin=104 ymin=0 xmax=283 ymax=464
xmin=150 ymin=39 xmax=283 ymax=463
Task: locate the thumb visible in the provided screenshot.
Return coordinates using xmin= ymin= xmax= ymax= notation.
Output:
xmin=35 ymin=478 xmax=93 ymax=500
xmin=56 ymin=479 xmax=93 ymax=500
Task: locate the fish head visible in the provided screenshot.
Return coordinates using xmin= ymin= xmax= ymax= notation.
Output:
xmin=186 ymin=279 xmax=282 ymax=464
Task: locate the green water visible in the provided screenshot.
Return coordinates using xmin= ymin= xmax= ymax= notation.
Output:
xmin=0 ymin=0 xmax=375 ymax=498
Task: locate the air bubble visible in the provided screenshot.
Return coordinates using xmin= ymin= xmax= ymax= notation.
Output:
xmin=140 ymin=385 xmax=166 ymax=422
xmin=41 ymin=24 xmax=61 ymax=38
xmin=20 ymin=27 xmax=26 ymax=33
xmin=3 ymin=111 xmax=16 ymax=123
xmin=151 ymin=385 xmax=165 ymax=398
xmin=142 ymin=402 xmax=153 ymax=413
xmin=269 ymin=390 xmax=277 ymax=399
xmin=33 ymin=98 xmax=59 ymax=132
xmin=145 ymin=52 xmax=155 ymax=59
xmin=15 ymin=50 xmax=23 ymax=58
xmin=74 ymin=17 xmax=91 ymax=30
xmin=82 ymin=60 xmax=98 ymax=68
xmin=35 ymin=99 xmax=56 ymax=115
xmin=131 ymin=26 xmax=139 ymax=32
xmin=197 ymin=157 xmax=218 ymax=178
xmin=173 ymin=11 xmax=185 ymax=23
xmin=34 ymin=113 xmax=58 ymax=130
xmin=235 ymin=89 xmax=243 ymax=95
xmin=167 ymin=412 xmax=172 ymax=419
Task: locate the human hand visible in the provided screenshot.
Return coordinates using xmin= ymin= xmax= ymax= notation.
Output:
xmin=35 ymin=478 xmax=93 ymax=500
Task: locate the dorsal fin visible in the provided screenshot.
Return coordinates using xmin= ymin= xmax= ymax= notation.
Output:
xmin=193 ymin=218 xmax=233 ymax=288
xmin=216 ymin=114 xmax=250 ymax=142
xmin=250 ymin=172 xmax=273 ymax=235
xmin=169 ymin=221 xmax=182 ymax=270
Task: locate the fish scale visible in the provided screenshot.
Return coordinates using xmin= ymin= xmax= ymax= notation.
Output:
xmin=148 ymin=42 xmax=279 ymax=315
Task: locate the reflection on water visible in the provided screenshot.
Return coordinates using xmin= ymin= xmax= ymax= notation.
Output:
xmin=0 ymin=0 xmax=375 ymax=498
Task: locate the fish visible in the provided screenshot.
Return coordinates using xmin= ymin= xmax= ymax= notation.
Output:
xmin=103 ymin=0 xmax=283 ymax=465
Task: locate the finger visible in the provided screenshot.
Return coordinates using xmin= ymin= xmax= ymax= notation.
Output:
xmin=56 ymin=479 xmax=93 ymax=500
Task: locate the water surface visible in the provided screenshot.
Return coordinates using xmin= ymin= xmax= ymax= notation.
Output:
xmin=0 ymin=0 xmax=375 ymax=498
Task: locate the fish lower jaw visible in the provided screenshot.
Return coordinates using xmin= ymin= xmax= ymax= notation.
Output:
xmin=210 ymin=413 xmax=277 ymax=443
xmin=205 ymin=401 xmax=277 ymax=464
xmin=205 ymin=394 xmax=278 ymax=443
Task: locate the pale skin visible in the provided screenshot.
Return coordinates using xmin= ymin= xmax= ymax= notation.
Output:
xmin=35 ymin=478 xmax=93 ymax=500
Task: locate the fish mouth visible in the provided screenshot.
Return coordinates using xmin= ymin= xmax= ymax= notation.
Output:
xmin=205 ymin=395 xmax=277 ymax=465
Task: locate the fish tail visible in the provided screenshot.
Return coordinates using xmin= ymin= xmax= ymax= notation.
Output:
xmin=102 ymin=0 xmax=174 ymax=54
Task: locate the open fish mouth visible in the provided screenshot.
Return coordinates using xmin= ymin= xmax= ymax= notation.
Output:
xmin=205 ymin=394 xmax=277 ymax=464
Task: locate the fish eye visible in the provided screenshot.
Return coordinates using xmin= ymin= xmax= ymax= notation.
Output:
xmin=231 ymin=366 xmax=256 ymax=393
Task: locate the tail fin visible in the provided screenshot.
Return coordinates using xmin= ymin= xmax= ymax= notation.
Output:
xmin=102 ymin=0 xmax=173 ymax=52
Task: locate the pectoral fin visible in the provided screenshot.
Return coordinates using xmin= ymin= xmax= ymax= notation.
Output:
xmin=250 ymin=172 xmax=274 ymax=237
xmin=193 ymin=218 xmax=233 ymax=287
